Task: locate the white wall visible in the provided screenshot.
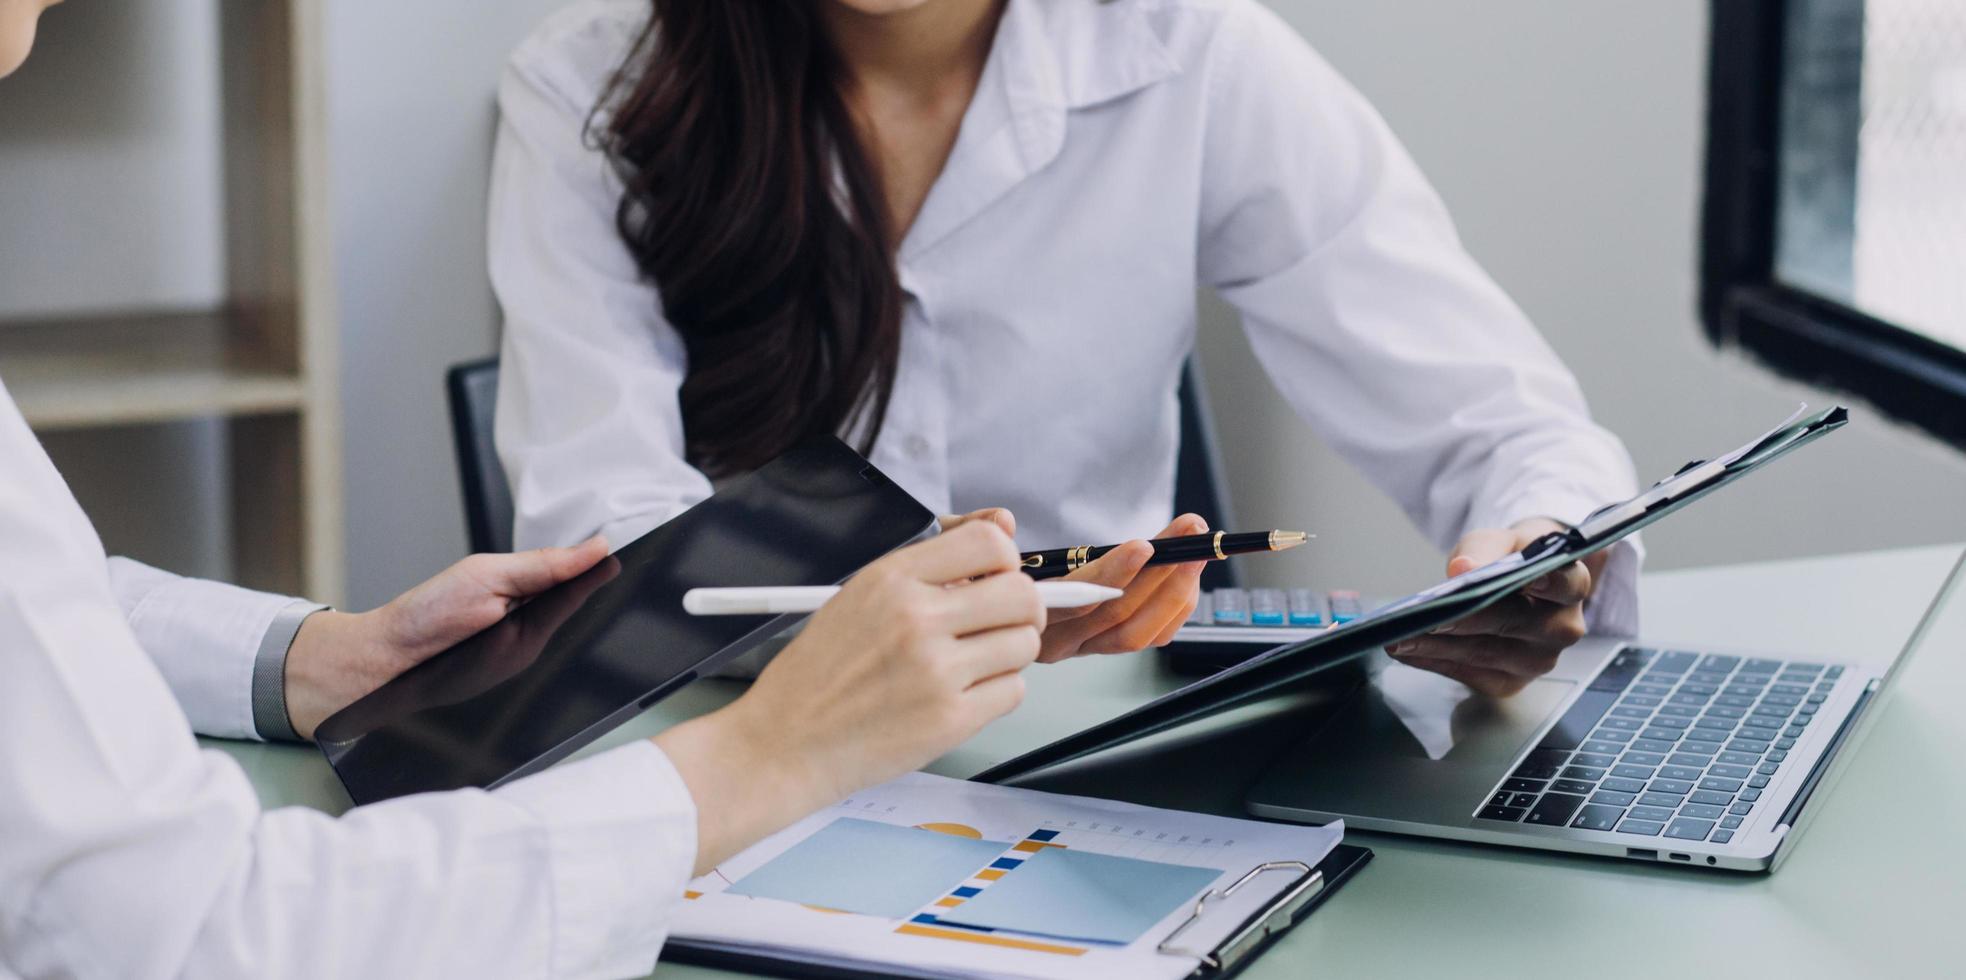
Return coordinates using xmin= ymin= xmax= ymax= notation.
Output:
xmin=322 ymin=0 xmax=571 ymax=608
xmin=1199 ymin=0 xmax=1966 ymax=597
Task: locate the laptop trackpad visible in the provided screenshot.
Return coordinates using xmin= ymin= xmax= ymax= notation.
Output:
xmin=1249 ymin=668 xmax=1574 ymax=826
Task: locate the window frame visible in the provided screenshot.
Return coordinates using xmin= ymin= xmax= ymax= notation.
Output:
xmin=1700 ymin=0 xmax=1966 ymax=449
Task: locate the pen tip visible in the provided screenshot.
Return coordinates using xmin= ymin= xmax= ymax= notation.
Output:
xmin=1270 ymin=531 xmax=1312 ymax=551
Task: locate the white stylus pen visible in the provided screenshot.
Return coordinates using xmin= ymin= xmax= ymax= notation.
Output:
xmin=683 ymin=581 xmax=1123 ymax=616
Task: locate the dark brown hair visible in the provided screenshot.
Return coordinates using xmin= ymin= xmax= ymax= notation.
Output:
xmin=592 ymin=2 xmax=901 ymax=477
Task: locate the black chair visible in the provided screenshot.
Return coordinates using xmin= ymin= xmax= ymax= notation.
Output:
xmin=1173 ymin=359 xmax=1242 ymax=591
xmin=447 ymin=357 xmax=515 ymax=555
xmin=446 ymin=357 xmax=1242 ymax=587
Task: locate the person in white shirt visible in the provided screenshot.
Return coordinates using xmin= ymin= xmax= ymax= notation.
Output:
xmin=489 ymin=0 xmax=1641 ymax=697
xmin=0 ymin=6 xmax=1045 ymax=977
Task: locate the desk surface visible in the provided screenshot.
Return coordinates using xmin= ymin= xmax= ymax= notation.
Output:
xmin=209 ymin=545 xmax=1966 ymax=978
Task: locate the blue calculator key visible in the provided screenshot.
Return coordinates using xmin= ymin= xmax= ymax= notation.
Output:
xmin=1211 ymin=588 xmax=1249 ymax=625
xmin=1286 ymin=588 xmax=1325 ymax=626
xmin=1327 ymin=590 xmax=1363 ymax=623
xmin=1249 ymin=589 xmax=1286 ymax=625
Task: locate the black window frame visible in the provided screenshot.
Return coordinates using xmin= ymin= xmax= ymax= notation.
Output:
xmin=1701 ymin=0 xmax=1966 ymax=450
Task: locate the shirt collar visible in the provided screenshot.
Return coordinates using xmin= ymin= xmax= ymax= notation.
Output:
xmin=898 ymin=0 xmax=1182 ymax=265
xmin=1023 ymin=0 xmax=1183 ymax=111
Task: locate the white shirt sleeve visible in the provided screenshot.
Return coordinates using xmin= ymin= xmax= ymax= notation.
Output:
xmin=104 ymin=556 xmax=303 ymax=740
xmin=1197 ymin=4 xmax=1641 ymax=633
xmin=487 ymin=22 xmax=714 ymax=553
xmin=0 ymin=383 xmax=699 ymax=979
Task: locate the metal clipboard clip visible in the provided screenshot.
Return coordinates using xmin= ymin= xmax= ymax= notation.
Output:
xmin=1156 ymin=861 xmax=1325 ymax=975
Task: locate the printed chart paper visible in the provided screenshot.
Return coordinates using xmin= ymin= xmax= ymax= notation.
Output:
xmin=672 ymin=772 xmax=1343 ymax=980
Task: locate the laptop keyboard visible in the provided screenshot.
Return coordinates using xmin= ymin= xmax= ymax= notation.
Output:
xmin=1476 ymin=646 xmax=1843 ymax=844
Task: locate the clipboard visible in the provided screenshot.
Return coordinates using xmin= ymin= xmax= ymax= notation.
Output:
xmin=662 ymin=843 xmax=1374 ymax=980
xmin=976 ymin=405 xmax=1850 ymax=786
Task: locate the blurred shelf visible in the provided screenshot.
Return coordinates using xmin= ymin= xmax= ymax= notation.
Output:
xmin=0 ymin=0 xmax=343 ymax=603
xmin=0 ymin=310 xmax=306 ymax=430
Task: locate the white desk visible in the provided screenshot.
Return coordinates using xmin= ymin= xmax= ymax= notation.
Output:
xmin=209 ymin=545 xmax=1966 ymax=978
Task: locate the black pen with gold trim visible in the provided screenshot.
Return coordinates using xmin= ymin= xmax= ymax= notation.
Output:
xmin=1018 ymin=530 xmax=1311 ymax=580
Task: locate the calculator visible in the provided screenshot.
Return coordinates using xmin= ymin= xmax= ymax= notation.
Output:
xmin=1162 ymin=587 xmax=1373 ymax=675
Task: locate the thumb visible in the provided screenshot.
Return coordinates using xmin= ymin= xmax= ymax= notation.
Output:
xmin=1447 ymin=528 xmax=1519 ymax=577
xmin=480 ymin=534 xmax=610 ymax=598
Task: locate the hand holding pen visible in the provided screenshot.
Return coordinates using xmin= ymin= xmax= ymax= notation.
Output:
xmin=941 ymin=509 xmax=1215 ymax=663
xmin=1018 ymin=529 xmax=1310 ymax=580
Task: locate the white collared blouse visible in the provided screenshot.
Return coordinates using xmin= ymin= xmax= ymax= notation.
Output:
xmin=489 ymin=0 xmax=1640 ymax=629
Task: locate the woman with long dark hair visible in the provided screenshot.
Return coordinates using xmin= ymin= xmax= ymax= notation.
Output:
xmin=490 ymin=0 xmax=1642 ymax=692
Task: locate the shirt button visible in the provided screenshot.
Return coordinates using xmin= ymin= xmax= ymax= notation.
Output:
xmin=905 ymin=435 xmax=932 ymax=457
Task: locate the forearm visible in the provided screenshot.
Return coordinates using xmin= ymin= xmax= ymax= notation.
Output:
xmin=652 ymin=702 xmax=836 ymax=876
xmin=280 ymin=609 xmax=405 ymax=741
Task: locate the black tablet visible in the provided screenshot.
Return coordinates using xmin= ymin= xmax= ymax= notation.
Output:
xmin=316 ymin=437 xmax=936 ymax=804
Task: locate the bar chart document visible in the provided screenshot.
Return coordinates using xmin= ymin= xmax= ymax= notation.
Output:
xmin=671 ymin=772 xmax=1343 ymax=979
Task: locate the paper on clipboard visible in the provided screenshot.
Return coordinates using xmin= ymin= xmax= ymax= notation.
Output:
xmin=670 ymin=772 xmax=1342 ymax=980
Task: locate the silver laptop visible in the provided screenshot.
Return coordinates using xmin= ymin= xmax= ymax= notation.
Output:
xmin=1245 ymin=548 xmax=1965 ymax=872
